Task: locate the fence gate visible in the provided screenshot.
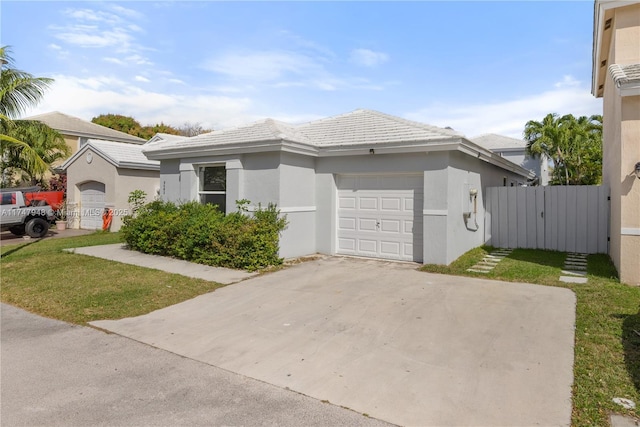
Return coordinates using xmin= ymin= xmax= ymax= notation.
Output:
xmin=485 ymin=186 xmax=609 ymax=253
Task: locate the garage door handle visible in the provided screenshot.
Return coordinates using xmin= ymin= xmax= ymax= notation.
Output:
xmin=376 ymin=221 xmax=380 ymax=229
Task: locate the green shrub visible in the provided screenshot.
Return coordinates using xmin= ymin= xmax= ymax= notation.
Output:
xmin=120 ymin=199 xmax=287 ymax=271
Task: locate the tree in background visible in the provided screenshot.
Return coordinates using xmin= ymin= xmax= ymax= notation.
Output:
xmin=92 ymin=114 xmax=212 ymax=139
xmin=0 ymin=46 xmax=56 ymax=186
xmin=92 ymin=113 xmax=182 ymax=139
xmin=2 ymin=119 xmax=69 ymax=186
xmin=178 ymin=122 xmax=211 ymax=137
xmin=524 ymin=113 xmax=602 ymax=185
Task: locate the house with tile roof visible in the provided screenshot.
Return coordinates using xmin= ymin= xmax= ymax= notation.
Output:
xmin=26 ymin=111 xmax=146 ymax=159
xmin=471 ymin=134 xmax=550 ymax=185
xmin=143 ymin=109 xmax=533 ymax=265
xmin=61 ymin=139 xmax=159 ymax=231
xmin=592 ymin=0 xmax=640 ymax=285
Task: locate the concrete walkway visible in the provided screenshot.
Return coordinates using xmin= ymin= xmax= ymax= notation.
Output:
xmin=68 ymin=243 xmax=256 ymax=284
xmin=92 ymin=256 xmax=577 ymax=427
xmin=1 ymin=303 xmax=392 ymax=427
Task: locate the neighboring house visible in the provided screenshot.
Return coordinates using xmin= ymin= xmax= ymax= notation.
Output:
xmin=143 ymin=109 xmax=533 ymax=265
xmin=61 ymin=139 xmax=159 ymax=232
xmin=471 ymin=134 xmax=550 ymax=185
xmin=26 ymin=111 xmax=146 ymax=159
xmin=146 ymin=132 xmax=187 ymax=145
xmin=592 ymin=0 xmax=640 ymax=286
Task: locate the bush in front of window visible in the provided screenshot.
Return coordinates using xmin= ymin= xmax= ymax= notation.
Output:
xmin=120 ymin=199 xmax=287 ymax=271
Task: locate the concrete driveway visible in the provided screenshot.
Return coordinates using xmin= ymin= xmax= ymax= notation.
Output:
xmin=92 ymin=256 xmax=576 ymax=426
xmin=1 ymin=303 xmax=392 ymax=427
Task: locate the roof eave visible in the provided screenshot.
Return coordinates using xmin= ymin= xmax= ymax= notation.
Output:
xmin=591 ymin=1 xmax=639 ymax=97
xmin=460 ymin=140 xmax=535 ymax=179
xmin=117 ymin=162 xmax=160 ymax=171
xmin=62 ymin=130 xmax=146 ymax=144
xmin=60 ymin=143 xmax=119 ymax=170
xmin=143 ymin=138 xmax=319 ymax=160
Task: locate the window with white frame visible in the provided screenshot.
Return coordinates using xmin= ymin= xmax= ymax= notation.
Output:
xmin=199 ymin=166 xmax=226 ymax=212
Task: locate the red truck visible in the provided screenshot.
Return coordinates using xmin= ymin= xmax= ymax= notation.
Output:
xmin=22 ymin=188 xmax=64 ymax=210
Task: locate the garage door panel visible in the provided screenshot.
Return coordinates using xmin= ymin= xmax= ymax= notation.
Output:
xmin=404 ymin=198 xmax=414 ymax=211
xmin=338 ymin=238 xmax=356 ymax=251
xmin=380 ymin=241 xmax=401 ymax=256
xmin=337 ymin=174 xmax=423 ymax=262
xmin=380 ymin=219 xmax=400 ymax=233
xmin=338 ymin=217 xmax=356 ymax=231
xmin=359 ymin=218 xmax=378 ymax=232
xmin=339 ymin=196 xmax=356 ymax=209
xmin=404 ymin=243 xmax=414 ymax=257
xmin=381 ymin=197 xmax=401 ymax=211
xmin=358 ymin=239 xmax=377 ymax=253
xmin=359 ymin=197 xmax=378 ymax=210
xmin=404 ymin=220 xmax=414 ymax=234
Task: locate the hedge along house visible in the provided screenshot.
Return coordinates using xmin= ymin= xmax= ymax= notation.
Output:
xmin=61 ymin=139 xmax=160 ymax=231
xmin=143 ymin=110 xmax=533 ymax=265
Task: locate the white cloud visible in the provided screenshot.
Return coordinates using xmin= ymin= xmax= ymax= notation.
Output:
xmin=350 ymin=49 xmax=389 ymax=67
xmin=405 ymin=76 xmax=603 ymax=139
xmin=51 ymin=24 xmax=133 ymax=49
xmin=49 ymin=44 xmax=62 ymax=50
xmin=134 ymin=75 xmax=150 ymax=83
xmin=103 ymin=57 xmax=125 ymax=65
xmin=24 ymin=74 xmax=255 ymax=131
xmin=50 ymin=5 xmax=151 ymax=67
xmin=204 ymin=50 xmax=320 ymax=81
xmin=554 ymin=75 xmax=580 ymax=88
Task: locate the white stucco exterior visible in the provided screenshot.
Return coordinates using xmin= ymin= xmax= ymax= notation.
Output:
xmin=145 ymin=110 xmax=532 ymax=264
xmin=62 ymin=139 xmax=160 ymax=232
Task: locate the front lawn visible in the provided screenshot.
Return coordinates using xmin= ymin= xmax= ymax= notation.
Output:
xmin=422 ymin=247 xmax=640 ymax=427
xmin=0 ymin=232 xmax=225 ymax=324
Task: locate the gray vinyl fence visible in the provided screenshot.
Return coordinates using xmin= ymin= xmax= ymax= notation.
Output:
xmin=485 ymin=185 xmax=609 ymax=254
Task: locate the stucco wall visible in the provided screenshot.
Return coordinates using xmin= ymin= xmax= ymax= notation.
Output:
xmin=112 ymin=168 xmax=160 ymax=231
xmin=159 ymin=149 xmax=528 ymax=265
xmin=600 ymin=3 xmax=640 ymax=285
xmin=66 ymin=149 xmax=117 ymax=230
xmin=66 ymin=149 xmax=159 ymax=232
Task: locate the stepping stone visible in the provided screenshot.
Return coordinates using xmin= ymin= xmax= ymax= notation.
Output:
xmin=565 ymin=261 xmax=587 ymax=267
xmin=562 ymin=270 xmax=587 ymax=277
xmin=560 ymin=276 xmax=588 ymax=284
xmin=467 ymin=269 xmax=490 ymax=273
xmin=471 ymin=265 xmax=494 ymax=270
xmin=566 ymin=257 xmax=587 ymax=262
xmin=485 ymin=255 xmax=506 ymax=260
xmin=565 ymin=265 xmax=587 ymax=271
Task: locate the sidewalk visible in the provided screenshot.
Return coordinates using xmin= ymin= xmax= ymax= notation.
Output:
xmin=67 ymin=243 xmax=257 ymax=285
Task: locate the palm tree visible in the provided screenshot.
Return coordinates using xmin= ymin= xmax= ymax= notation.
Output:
xmin=1 ymin=46 xmax=59 ymax=186
xmin=0 ymin=46 xmax=52 ymax=119
xmin=2 ymin=119 xmax=69 ymax=186
xmin=0 ymin=115 xmax=48 ymax=183
xmin=524 ymin=113 xmax=603 ymax=185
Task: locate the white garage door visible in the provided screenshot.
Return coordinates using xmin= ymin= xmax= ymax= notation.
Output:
xmin=80 ymin=181 xmax=106 ymax=230
xmin=337 ymin=174 xmax=423 ymax=262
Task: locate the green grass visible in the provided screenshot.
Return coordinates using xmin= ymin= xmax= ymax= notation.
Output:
xmin=422 ymin=246 xmax=640 ymax=426
xmin=1 ymin=232 xmax=225 ymax=324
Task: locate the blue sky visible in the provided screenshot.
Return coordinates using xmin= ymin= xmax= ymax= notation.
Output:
xmin=2 ymin=1 xmax=602 ymax=138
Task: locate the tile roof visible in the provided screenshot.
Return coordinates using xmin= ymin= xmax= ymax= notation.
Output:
xmin=297 ymin=109 xmax=462 ymax=146
xmin=470 ymin=134 xmax=527 ymax=151
xmin=144 ymin=109 xmax=462 ymax=153
xmin=25 ymin=111 xmax=146 ymax=144
xmin=609 ymin=63 xmax=640 ymax=87
xmin=62 ymin=139 xmax=159 ymax=170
